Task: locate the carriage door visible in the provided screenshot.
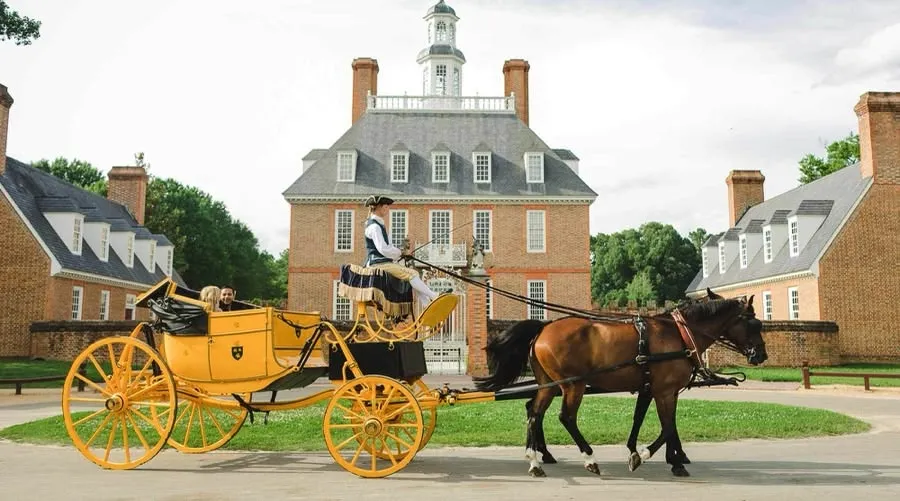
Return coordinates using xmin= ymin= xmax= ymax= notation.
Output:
xmin=422 ymin=278 xmax=467 ymax=374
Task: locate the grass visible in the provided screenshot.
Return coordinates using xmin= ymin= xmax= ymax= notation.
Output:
xmin=0 ymin=396 xmax=870 ymax=451
xmin=0 ymin=358 xmax=124 ymax=390
xmin=716 ymin=363 xmax=900 ymax=387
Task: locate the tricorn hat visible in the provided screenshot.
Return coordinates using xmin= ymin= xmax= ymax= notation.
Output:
xmin=364 ymin=195 xmax=395 ymax=207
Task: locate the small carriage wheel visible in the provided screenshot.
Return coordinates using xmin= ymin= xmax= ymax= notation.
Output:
xmin=324 ymin=375 xmax=424 ymax=478
xmin=151 ymin=386 xmax=249 ymax=454
xmin=62 ymin=336 xmax=177 ymax=470
xmin=409 ymin=379 xmax=437 ymax=452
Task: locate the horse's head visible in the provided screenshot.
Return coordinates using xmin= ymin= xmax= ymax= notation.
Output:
xmin=726 ymin=296 xmax=767 ymax=365
xmin=679 ymin=295 xmax=767 ymax=365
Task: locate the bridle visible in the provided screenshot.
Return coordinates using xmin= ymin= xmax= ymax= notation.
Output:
xmin=671 ymin=303 xmax=759 ymax=363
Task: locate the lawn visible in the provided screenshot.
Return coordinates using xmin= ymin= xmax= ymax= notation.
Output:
xmin=0 ymin=395 xmax=870 ymax=451
xmin=714 ymin=363 xmax=900 ymax=387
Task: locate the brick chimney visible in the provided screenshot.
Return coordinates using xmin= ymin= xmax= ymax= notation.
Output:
xmin=854 ymin=91 xmax=900 ymax=185
xmin=108 ymin=166 xmax=149 ymax=225
xmin=503 ymin=59 xmax=530 ymax=126
xmin=0 ymin=84 xmax=12 ymax=176
xmin=351 ymin=57 xmax=379 ymax=125
xmin=726 ymin=170 xmax=765 ymax=227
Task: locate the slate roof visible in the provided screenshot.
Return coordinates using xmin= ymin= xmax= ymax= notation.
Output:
xmin=284 ymin=111 xmax=598 ymax=201
xmin=686 ymin=165 xmax=871 ymax=293
xmin=416 ymin=45 xmax=466 ymax=62
xmin=552 ymin=149 xmax=579 ymax=161
xmin=0 ymin=157 xmax=186 ymax=288
xmin=426 ymin=0 xmax=457 ymax=17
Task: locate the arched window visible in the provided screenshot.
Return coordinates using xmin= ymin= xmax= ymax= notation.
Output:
xmin=436 ymin=21 xmax=447 ymax=42
xmin=435 ymin=65 xmax=447 ymax=96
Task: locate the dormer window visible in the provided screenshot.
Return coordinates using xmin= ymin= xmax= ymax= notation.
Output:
xmin=166 ymin=249 xmax=174 ymax=276
xmin=718 ymin=241 xmax=726 ymax=274
xmin=99 ymin=226 xmax=109 ymax=261
xmin=739 ymin=235 xmax=748 ymax=269
xmin=525 ymin=152 xmax=544 ymax=183
xmin=391 ymin=151 xmax=409 ymax=183
xmin=432 ymin=152 xmax=450 ymax=183
xmin=702 ymin=248 xmax=709 ymax=277
xmin=789 ymin=218 xmax=799 ymax=257
xmin=337 ymin=151 xmax=357 ymax=182
xmin=763 ymin=227 xmax=773 ymax=263
xmin=126 ymin=234 xmax=134 ymax=267
xmin=72 ymin=217 xmax=83 ymax=255
xmin=473 ymin=152 xmax=491 ymax=183
xmin=148 ymin=241 xmax=156 ymax=270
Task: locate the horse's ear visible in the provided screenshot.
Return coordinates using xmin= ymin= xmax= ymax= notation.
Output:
xmin=706 ymin=287 xmax=723 ymax=300
xmin=747 ymin=294 xmax=754 ymax=306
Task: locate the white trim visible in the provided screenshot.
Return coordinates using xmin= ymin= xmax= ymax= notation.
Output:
xmin=431 ymin=151 xmax=450 ymax=183
xmin=763 ymin=226 xmax=773 ymax=263
xmin=99 ymin=290 xmax=110 ymax=320
xmin=526 ymin=210 xmax=546 ymax=253
xmin=718 ymin=241 xmax=726 ymax=274
xmin=124 ymin=293 xmax=136 ymax=320
xmin=333 ymin=280 xmax=352 ymax=321
xmin=527 ymin=279 xmax=547 ymax=320
xmin=428 ymin=209 xmax=453 ymax=245
xmin=787 ymin=286 xmax=800 ymax=320
xmin=333 ymin=209 xmax=354 ymax=253
xmin=473 ymin=209 xmax=493 ymax=252
xmin=71 ymin=286 xmax=83 ymax=320
xmin=389 ymin=209 xmax=408 ymax=247
xmin=687 ymin=270 xmax=814 ymax=296
xmin=390 ymin=151 xmax=409 ymax=183
xmin=55 ymin=269 xmax=157 ymax=290
xmin=284 ymin=195 xmax=596 ymax=204
xmin=788 ymin=216 xmax=800 ymax=257
xmin=811 ymin=177 xmax=873 ymax=275
xmin=336 ymin=151 xmax=357 ymax=182
xmin=739 ymin=234 xmax=748 ymax=269
xmin=0 ymin=182 xmax=63 ymax=274
xmin=524 ymin=152 xmax=544 ymax=183
xmin=701 ymin=248 xmax=709 ymax=277
xmin=762 ymin=290 xmax=772 ymax=320
xmin=472 ymin=152 xmax=492 ymax=183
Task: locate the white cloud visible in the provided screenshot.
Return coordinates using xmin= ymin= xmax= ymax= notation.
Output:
xmin=831 ymin=22 xmax=900 ymax=82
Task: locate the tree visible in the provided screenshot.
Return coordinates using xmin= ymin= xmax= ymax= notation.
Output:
xmin=32 ymin=157 xmax=107 ymax=195
xmin=590 ymin=222 xmax=700 ymax=307
xmin=0 ymin=1 xmax=41 ymax=45
xmin=688 ymin=228 xmax=709 ymax=252
xmin=798 ymin=132 xmax=860 ymax=184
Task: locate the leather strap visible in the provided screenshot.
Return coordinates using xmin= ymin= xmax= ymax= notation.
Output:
xmin=671 ymin=309 xmax=703 ymax=368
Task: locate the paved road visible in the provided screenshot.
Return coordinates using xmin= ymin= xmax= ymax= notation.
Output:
xmin=1 ymin=378 xmax=899 ymax=500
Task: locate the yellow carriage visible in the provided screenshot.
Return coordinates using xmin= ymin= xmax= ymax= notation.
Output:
xmin=61 ymin=276 xmax=459 ymax=478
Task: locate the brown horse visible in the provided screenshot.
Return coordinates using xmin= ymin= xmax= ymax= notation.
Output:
xmin=473 ymin=295 xmax=766 ymax=478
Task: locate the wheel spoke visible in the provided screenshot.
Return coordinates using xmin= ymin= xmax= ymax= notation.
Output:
xmin=85 ymin=412 xmax=114 ymax=448
xmin=206 ymin=407 xmax=227 ymax=436
xmin=333 ymin=403 xmax=365 ymax=421
xmin=67 ymin=396 xmax=109 ymax=404
xmin=198 ymin=406 xmax=208 ymax=446
xmin=121 ymin=416 xmax=131 ymax=464
xmin=351 ymin=436 xmax=369 ymax=466
xmin=131 ymin=406 xmax=166 ymax=435
xmin=73 ymin=408 xmax=108 ymax=428
xmin=125 ymin=356 xmax=155 ymax=393
xmin=87 ymin=355 xmax=111 ymax=390
xmin=103 ymin=416 xmax=117 ymax=463
xmin=183 ymin=403 xmax=197 ymax=444
xmin=383 ymin=430 xmax=413 ymax=451
xmin=378 ymin=386 xmax=397 ymax=414
xmin=128 ymin=379 xmax=167 ymax=401
xmin=328 ymin=422 xmax=365 ymax=429
xmin=74 ymin=372 xmax=110 ymax=397
xmin=334 ymin=430 xmax=365 ymax=451
xmin=126 ymin=411 xmax=150 ymax=450
xmin=382 ymin=401 xmax=413 ymax=421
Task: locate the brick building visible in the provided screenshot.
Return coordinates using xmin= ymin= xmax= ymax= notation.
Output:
xmin=282 ymin=1 xmax=597 ymax=372
xmin=0 ymin=83 xmax=186 ymax=357
xmin=686 ymin=91 xmax=900 ymax=362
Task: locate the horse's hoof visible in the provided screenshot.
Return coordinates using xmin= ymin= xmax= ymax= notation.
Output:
xmin=681 ymin=456 xmax=691 ymax=465
xmin=627 ymin=452 xmax=643 ymax=472
xmin=671 ymin=465 xmax=690 ymax=477
xmin=529 ymin=466 xmax=546 ymax=477
xmin=541 ymin=453 xmax=557 ymax=464
xmin=585 ymin=462 xmax=601 ymax=475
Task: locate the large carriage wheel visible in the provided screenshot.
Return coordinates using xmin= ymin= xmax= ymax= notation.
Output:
xmin=324 ymin=375 xmax=424 ymax=478
xmin=408 ymin=379 xmax=436 ymax=451
xmin=62 ymin=336 xmax=177 ymax=470
xmin=151 ymin=386 xmax=249 ymax=453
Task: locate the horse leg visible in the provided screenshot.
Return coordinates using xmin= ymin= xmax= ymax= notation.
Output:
xmin=626 ymin=389 xmax=653 ymax=472
xmin=644 ymin=393 xmax=690 ymax=477
xmin=525 ymin=387 xmax=554 ymax=477
xmin=665 ymin=394 xmax=691 ymax=467
xmin=558 ymin=381 xmax=600 ymax=475
xmin=525 ymin=398 xmax=556 ymax=464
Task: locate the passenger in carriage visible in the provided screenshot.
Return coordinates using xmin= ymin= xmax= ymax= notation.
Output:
xmin=199 ymin=286 xmax=223 ymax=312
xmin=363 ymin=195 xmax=439 ymax=310
xmin=219 ymin=285 xmax=236 ymax=311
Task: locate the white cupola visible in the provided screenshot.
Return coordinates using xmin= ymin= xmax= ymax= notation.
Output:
xmin=417 ymin=0 xmax=465 ymax=97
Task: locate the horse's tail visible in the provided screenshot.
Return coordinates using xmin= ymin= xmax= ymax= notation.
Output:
xmin=472 ymin=319 xmax=547 ymax=392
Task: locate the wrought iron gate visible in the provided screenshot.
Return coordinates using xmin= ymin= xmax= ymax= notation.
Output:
xmin=422 ymin=278 xmax=467 ymax=374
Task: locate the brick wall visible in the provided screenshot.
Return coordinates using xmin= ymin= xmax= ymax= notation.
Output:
xmin=47 ymin=277 xmax=150 ymax=322
xmin=726 ymin=170 xmax=765 ymax=227
xmin=30 ymin=321 xmax=142 ymax=361
xmin=710 ymin=274 xmax=820 ymax=321
xmin=706 ymin=320 xmax=841 ymax=367
xmin=106 ymin=166 xmax=148 ymax=225
xmin=466 ymin=277 xmax=488 ymax=376
xmin=819 ymin=184 xmax=900 ymax=361
xmin=0 ymin=193 xmax=51 ymax=356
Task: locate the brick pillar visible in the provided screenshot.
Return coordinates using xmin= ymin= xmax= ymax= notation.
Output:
xmin=725 ymin=170 xmax=765 ymax=227
xmin=503 ymin=59 xmax=530 ymax=126
xmin=854 ymin=92 xmax=900 ymax=185
xmin=0 ymin=84 xmax=13 ymax=176
xmin=351 ymin=57 xmax=379 ymax=125
xmin=107 ymin=166 xmax=149 ymax=224
xmin=466 ymin=274 xmax=489 ymax=377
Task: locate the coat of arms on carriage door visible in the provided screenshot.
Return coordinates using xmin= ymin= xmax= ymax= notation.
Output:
xmin=231 ymin=343 xmax=243 ymax=360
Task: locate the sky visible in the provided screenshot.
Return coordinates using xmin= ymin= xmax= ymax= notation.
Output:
xmin=2 ymin=0 xmax=900 ymax=255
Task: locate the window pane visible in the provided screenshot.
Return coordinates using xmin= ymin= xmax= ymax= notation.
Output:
xmin=433 ymin=153 xmax=449 ymax=182
xmin=475 ymin=154 xmax=490 ymax=182
xmin=334 ymin=281 xmax=351 ymax=321
xmin=390 ymin=210 xmax=407 ymax=248
xmin=430 ymin=211 xmax=451 ymax=245
xmin=528 ymin=280 xmax=546 ymax=320
xmin=527 ymin=211 xmax=545 ymax=252
xmin=335 ymin=210 xmax=353 ymax=251
xmin=474 ymin=210 xmax=491 ymax=251
xmin=391 ymin=153 xmax=407 ymax=182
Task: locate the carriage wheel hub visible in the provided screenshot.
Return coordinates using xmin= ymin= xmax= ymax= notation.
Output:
xmin=363 ymin=418 xmax=382 ymax=437
xmin=105 ymin=394 xmax=126 ymax=413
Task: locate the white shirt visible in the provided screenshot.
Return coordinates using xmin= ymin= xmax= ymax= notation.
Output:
xmin=365 ymin=215 xmax=402 ymax=261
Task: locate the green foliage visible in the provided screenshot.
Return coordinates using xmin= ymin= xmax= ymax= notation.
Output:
xmin=590 ymin=222 xmax=700 ymax=307
xmin=32 ymin=157 xmax=107 ymax=196
xmin=688 ymin=227 xmax=709 ymax=252
xmin=0 ymin=1 xmax=41 ymax=45
xmin=798 ymin=132 xmax=860 ymax=184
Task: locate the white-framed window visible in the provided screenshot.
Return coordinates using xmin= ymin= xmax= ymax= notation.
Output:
xmin=739 ymin=235 xmax=748 ymax=269
xmin=334 ymin=210 xmax=354 ymax=252
xmin=473 ymin=210 xmax=492 ymax=252
xmin=337 ymin=151 xmax=356 ymax=182
xmin=333 ymin=281 xmax=351 ymax=321
xmin=525 ymin=152 xmax=544 ymax=183
xmin=429 ymin=210 xmax=452 ymax=245
xmin=148 ymin=241 xmax=156 ymax=271
xmin=473 ymin=153 xmax=491 ymax=183
xmin=72 ymin=217 xmax=83 ymax=254
xmin=452 ymin=67 xmax=460 ymax=95
xmin=763 ymin=227 xmax=773 ymax=263
xmin=527 ymin=280 xmax=547 ymax=320
xmin=436 ymin=21 xmax=447 ymax=42
xmin=485 ymin=278 xmax=493 ymax=320
xmin=701 ymin=248 xmax=709 ymax=277
xmin=166 ymin=249 xmax=174 ymax=276
xmin=527 ymin=210 xmax=545 ymax=253
xmin=789 ymin=219 xmax=799 ymax=257
xmin=788 ymin=287 xmax=800 ymax=320
xmin=435 ymin=64 xmax=447 ymax=96
xmin=99 ymin=290 xmax=110 ymax=321
xmin=762 ymin=291 xmax=772 ymax=320
xmin=126 ymin=234 xmax=135 ymax=267
xmin=389 ymin=209 xmax=408 ymax=249
xmin=432 ymin=152 xmax=450 ymax=183
xmin=391 ymin=151 xmax=409 ymax=183
xmin=427 ymin=22 xmax=432 ymax=43
xmin=99 ymin=226 xmax=109 ymax=261
xmin=125 ymin=294 xmax=136 ymax=320
xmin=718 ymin=241 xmax=726 ymax=274
xmin=71 ymin=286 xmax=83 ymax=320
xmin=449 ymin=23 xmax=456 ymax=43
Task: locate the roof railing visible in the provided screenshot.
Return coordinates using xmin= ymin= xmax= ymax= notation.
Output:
xmin=366 ymin=92 xmax=516 ymax=114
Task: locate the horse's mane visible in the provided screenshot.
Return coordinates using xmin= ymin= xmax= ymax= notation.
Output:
xmin=675 ymin=298 xmax=744 ymax=321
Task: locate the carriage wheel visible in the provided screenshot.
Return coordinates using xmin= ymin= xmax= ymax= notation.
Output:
xmin=324 ymin=375 xmax=424 ymax=478
xmin=350 ymin=379 xmax=435 ymax=460
xmin=410 ymin=380 xmax=436 ymax=451
xmin=151 ymin=386 xmax=249 ymax=453
xmin=62 ymin=336 xmax=176 ymax=470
